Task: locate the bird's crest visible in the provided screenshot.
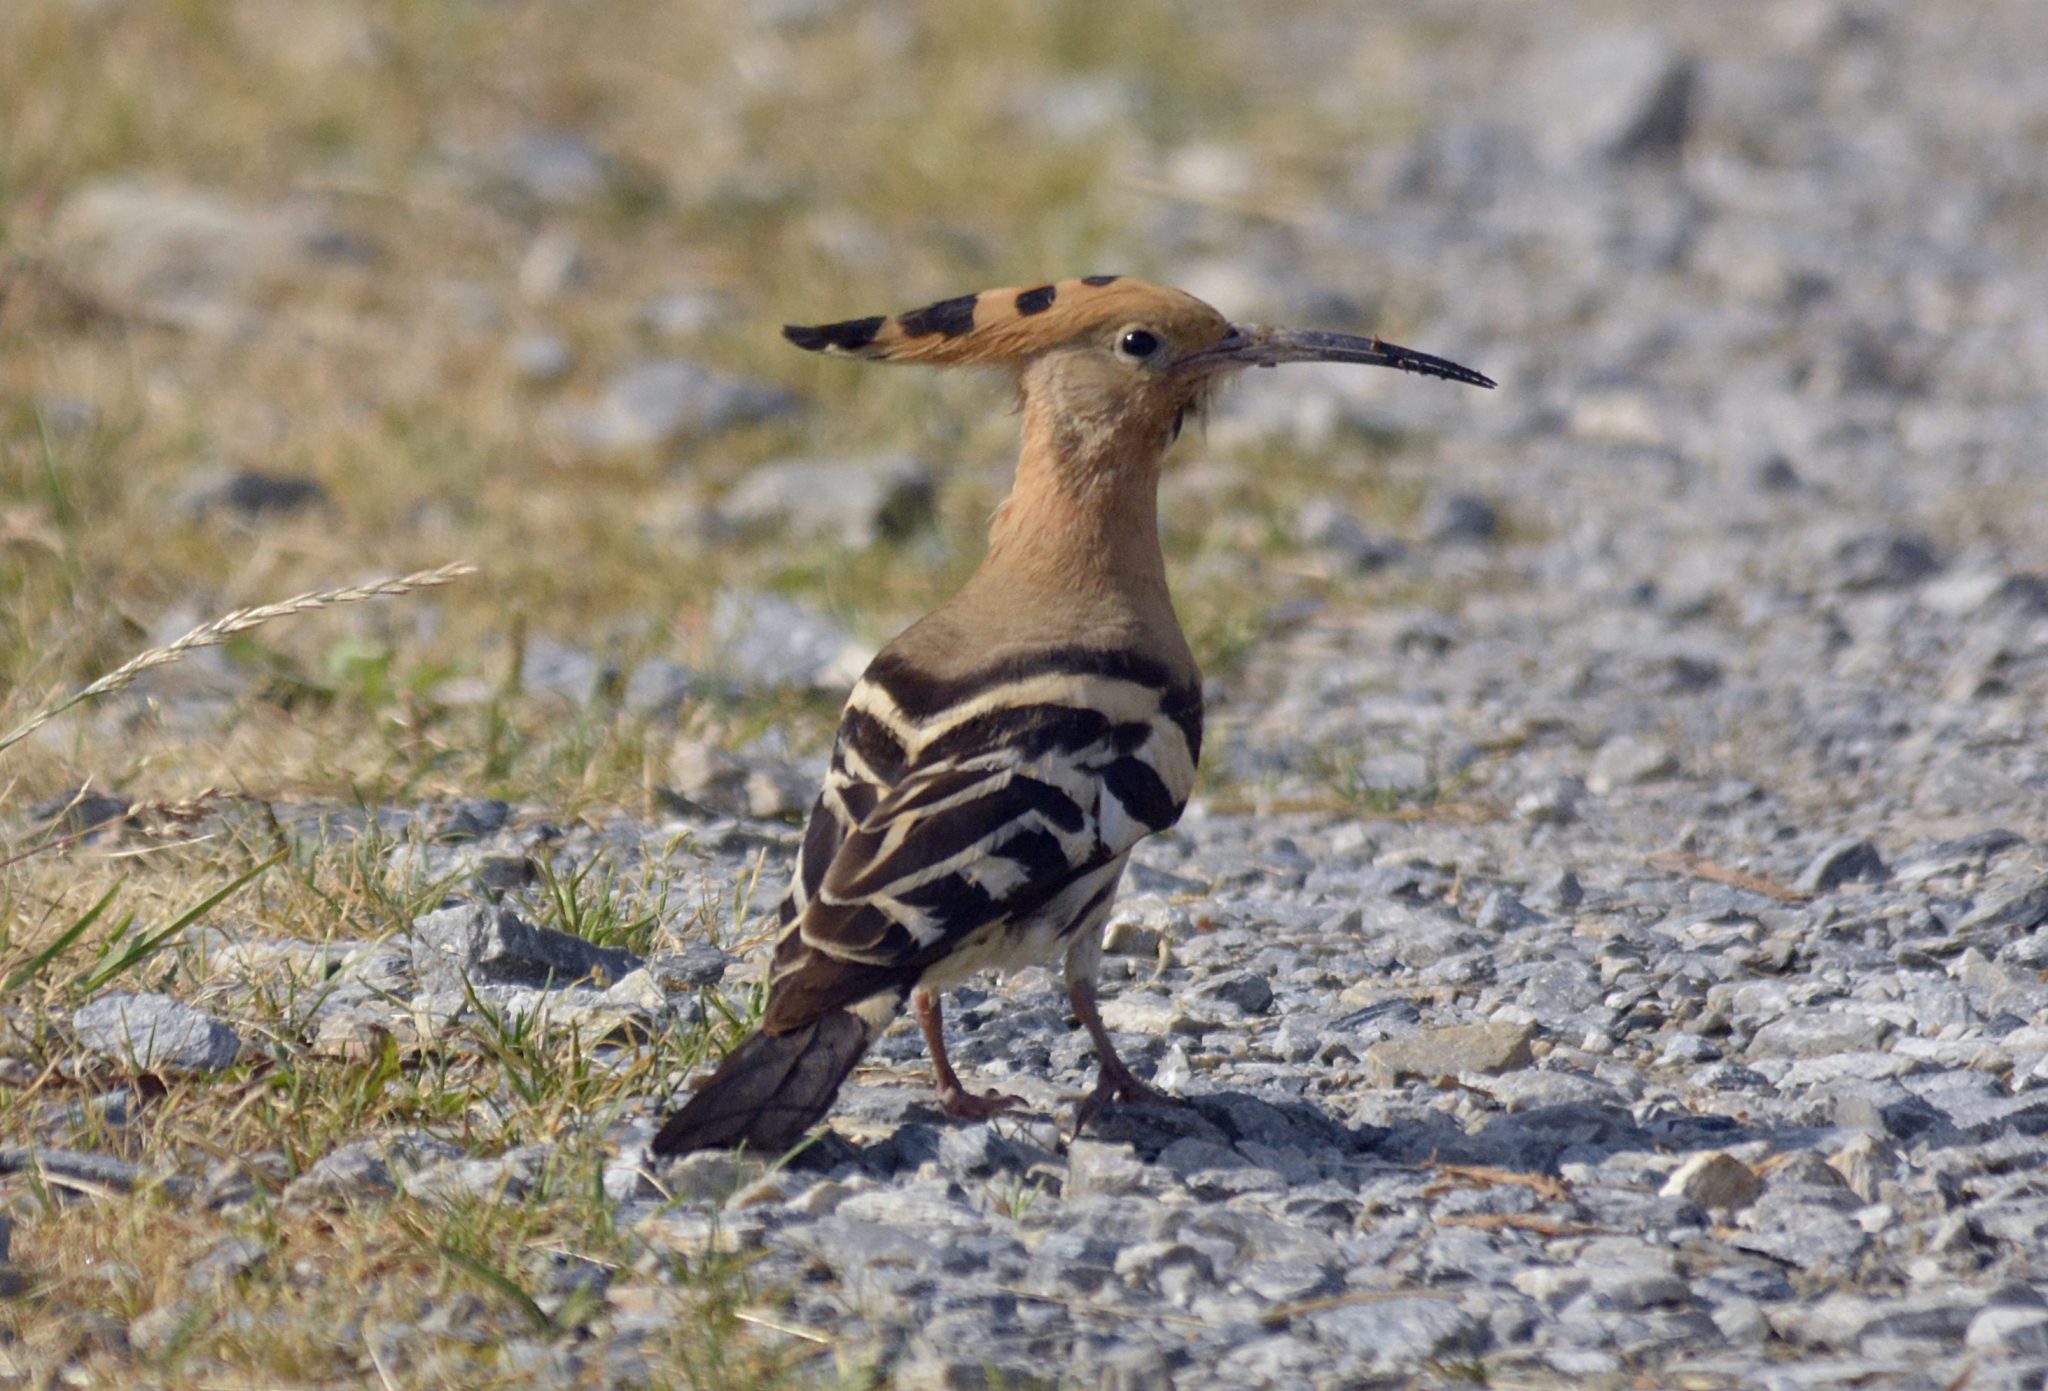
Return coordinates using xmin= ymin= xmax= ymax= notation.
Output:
xmin=784 ymin=276 xmax=1231 ymax=367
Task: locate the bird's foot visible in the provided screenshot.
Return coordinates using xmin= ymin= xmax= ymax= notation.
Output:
xmin=936 ymin=1083 xmax=1026 ymax=1121
xmin=1071 ymin=1067 xmax=1179 ymax=1135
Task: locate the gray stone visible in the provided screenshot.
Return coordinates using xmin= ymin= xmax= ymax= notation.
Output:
xmin=1353 ymin=751 xmax=1432 ymax=797
xmin=666 ymin=741 xmax=811 ymax=819
xmin=481 ymin=131 xmax=611 ymax=207
xmin=409 ymin=904 xmax=641 ymax=991
xmin=719 ymin=453 xmax=936 ymax=547
xmin=1661 ymin=1151 xmax=1762 ymax=1211
xmin=655 ymin=1150 xmax=758 ymax=1203
xmin=1188 ymin=972 xmax=1274 ymax=1016
xmin=181 ymin=468 xmax=329 ymax=521
xmin=1587 ymin=734 xmax=1678 ymax=792
xmin=1747 ymin=1010 xmax=1893 ymax=1058
xmin=183 ymin=1237 xmax=267 ymax=1294
xmin=1732 ymin=1200 xmax=1869 ymax=1271
xmin=622 ymin=659 xmax=700 ymax=718
xmin=519 ymin=634 xmax=607 ymax=704
xmin=436 ymin=798 xmax=509 ymax=842
xmin=1476 ymin=1068 xmax=1622 ymax=1110
xmin=1968 ymin=1306 xmax=2048 ymax=1356
xmin=1476 ymin=889 xmax=1544 ymax=931
xmin=1827 ymin=1133 xmax=1896 ymax=1202
xmin=1835 ymin=530 xmax=1942 ymax=590
xmin=285 ymin=1140 xmax=396 ymax=1206
xmin=1214 ymin=1334 xmax=1323 ymax=1387
xmin=649 ymin=941 xmax=733 ymax=990
xmin=706 ymin=589 xmax=863 ymax=690
xmin=1980 ymin=572 xmax=2048 ymax=616
xmin=1293 ymin=499 xmax=1404 ymax=571
xmin=1102 ymin=897 xmax=1188 ymax=957
xmin=1960 ymin=876 xmax=2048 ymax=934
xmin=547 ymin=359 xmax=795 ymax=452
xmin=1530 ymin=867 xmax=1585 ymax=909
xmin=1528 ymin=29 xmax=1696 ymax=164
xmin=31 ymin=789 xmax=131 ymax=834
xmin=127 ymin=1304 xmax=191 ymax=1355
xmin=641 ymin=288 xmax=732 ymax=338
xmin=1783 ymin=1290 xmax=1980 ymax=1349
xmin=1514 ymin=958 xmax=1603 ymax=1015
xmin=1367 ymin=1020 xmax=1536 ymax=1086
xmin=508 ymin=332 xmax=572 ymax=383
xmin=1516 ymin=778 xmax=1587 ymax=826
xmin=1659 ymin=1031 xmax=1721 ymax=1065
xmin=517 ymin=230 xmax=588 ymax=299
xmin=72 ymin=993 xmax=241 ymax=1074
xmin=1796 ymin=839 xmax=1889 ymax=893
xmin=937 ymin=1124 xmax=1037 ymax=1178
xmin=1093 ymin=1345 xmax=1174 ymax=1391
xmin=1310 ymin=1295 xmax=1485 ymax=1367
xmin=1066 ymin=1141 xmax=1149 ymax=1198
xmin=51 ymin=179 xmax=343 ymax=332
xmin=403 ymin=1146 xmax=550 ymax=1206
xmin=1421 ymin=489 xmax=1501 ymax=545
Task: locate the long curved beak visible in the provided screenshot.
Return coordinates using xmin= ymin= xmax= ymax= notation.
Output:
xmin=1183 ymin=324 xmax=1495 ymax=389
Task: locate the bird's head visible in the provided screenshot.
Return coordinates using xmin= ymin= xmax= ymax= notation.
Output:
xmin=784 ymin=275 xmax=1493 ymax=450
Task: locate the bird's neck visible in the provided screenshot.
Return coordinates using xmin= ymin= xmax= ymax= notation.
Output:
xmin=976 ymin=392 xmax=1177 ymax=629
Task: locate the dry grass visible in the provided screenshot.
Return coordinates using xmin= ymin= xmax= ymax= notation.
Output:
xmin=0 ymin=0 xmax=1467 ymax=1382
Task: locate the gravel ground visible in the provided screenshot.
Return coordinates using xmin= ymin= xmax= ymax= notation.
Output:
xmin=16 ymin=4 xmax=2048 ymax=1388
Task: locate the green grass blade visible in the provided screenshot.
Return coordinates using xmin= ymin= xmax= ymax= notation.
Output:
xmin=71 ymin=848 xmax=288 ymax=997
xmin=435 ymin=1240 xmax=554 ymax=1334
xmin=4 ymin=882 xmax=121 ymax=994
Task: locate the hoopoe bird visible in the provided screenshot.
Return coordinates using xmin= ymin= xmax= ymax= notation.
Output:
xmin=652 ymin=275 xmax=1492 ymax=1157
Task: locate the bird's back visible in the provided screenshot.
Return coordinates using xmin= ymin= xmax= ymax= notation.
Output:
xmin=761 ymin=593 xmax=1203 ymax=1027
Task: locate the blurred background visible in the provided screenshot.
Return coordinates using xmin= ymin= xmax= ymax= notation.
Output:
xmin=4 ymin=0 xmax=2045 ymax=816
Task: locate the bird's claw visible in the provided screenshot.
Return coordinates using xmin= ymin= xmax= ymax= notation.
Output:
xmin=936 ymin=1084 xmax=1026 ymax=1121
xmin=1070 ymin=1069 xmax=1180 ymax=1136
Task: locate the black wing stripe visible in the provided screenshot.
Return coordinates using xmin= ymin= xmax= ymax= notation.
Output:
xmin=783 ymin=792 xmax=843 ymax=924
xmin=865 ymin=645 xmax=1184 ymax=723
xmin=1102 ymin=755 xmax=1182 ymax=834
xmin=797 ymin=899 xmax=917 ymax=964
xmin=994 ymin=824 xmax=1074 ymax=882
xmin=828 ymin=775 xmax=1085 ymax=900
xmin=920 ymin=703 xmax=1116 ymax=766
xmin=896 ymin=872 xmax=997 ymax=920
xmin=838 ymin=706 xmax=910 ymax=784
xmin=1112 ymin=720 xmax=1155 ymax=755
xmin=1162 ymin=688 xmax=1203 ymax=762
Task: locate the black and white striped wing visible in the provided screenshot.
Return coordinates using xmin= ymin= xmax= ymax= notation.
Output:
xmin=759 ymin=649 xmax=1201 ymax=1031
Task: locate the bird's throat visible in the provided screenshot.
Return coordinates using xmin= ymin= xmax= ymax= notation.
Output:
xmin=982 ymin=400 xmax=1174 ymax=611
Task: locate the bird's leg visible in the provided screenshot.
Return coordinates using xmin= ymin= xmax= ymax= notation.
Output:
xmin=913 ymin=986 xmax=1024 ymax=1120
xmin=1066 ymin=935 xmax=1176 ymax=1134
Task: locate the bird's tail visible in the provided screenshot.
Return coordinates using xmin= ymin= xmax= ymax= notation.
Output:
xmin=650 ymin=1009 xmax=875 ymax=1157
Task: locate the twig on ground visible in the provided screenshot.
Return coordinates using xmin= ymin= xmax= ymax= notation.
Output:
xmin=1647 ymin=849 xmax=1810 ymax=904
xmin=1260 ymin=1286 xmax=1462 ymax=1327
xmin=1438 ymin=1213 xmax=1604 ymax=1237
xmin=1421 ymin=1162 xmax=1573 ymax=1204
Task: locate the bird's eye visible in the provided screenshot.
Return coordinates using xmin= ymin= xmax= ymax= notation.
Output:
xmin=1118 ymin=329 xmax=1160 ymax=359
